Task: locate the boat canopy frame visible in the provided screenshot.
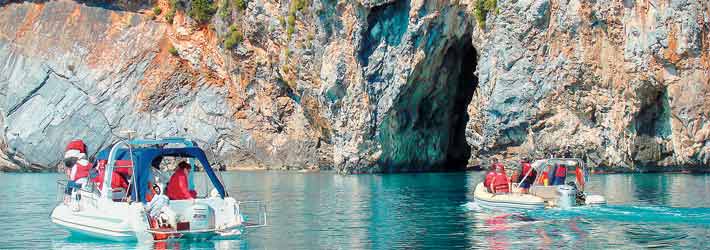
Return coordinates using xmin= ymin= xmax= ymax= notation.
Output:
xmin=96 ymin=137 xmax=227 ymax=203
xmin=517 ymin=158 xmax=590 ymax=191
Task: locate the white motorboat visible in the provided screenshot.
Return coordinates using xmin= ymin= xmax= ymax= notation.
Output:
xmin=51 ymin=137 xmax=267 ymax=241
xmin=473 ymin=158 xmax=606 ymax=210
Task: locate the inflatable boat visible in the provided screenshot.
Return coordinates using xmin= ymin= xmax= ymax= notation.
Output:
xmin=473 ymin=158 xmax=606 ymax=210
xmin=50 ymin=137 xmax=267 ymax=241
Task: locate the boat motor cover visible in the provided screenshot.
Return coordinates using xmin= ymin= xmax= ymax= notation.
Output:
xmin=95 ymin=147 xmax=226 ymax=202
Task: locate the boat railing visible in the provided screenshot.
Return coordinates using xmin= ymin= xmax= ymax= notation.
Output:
xmin=56 ymin=180 xmax=100 ymax=209
xmin=237 ymin=200 xmax=268 ymax=228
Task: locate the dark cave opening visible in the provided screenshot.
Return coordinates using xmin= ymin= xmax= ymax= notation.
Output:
xmin=632 ymin=89 xmax=673 ymax=165
xmin=377 ymin=38 xmax=478 ymax=172
xmin=442 ymin=39 xmax=478 ymax=170
xmin=634 ymin=89 xmax=671 ymax=139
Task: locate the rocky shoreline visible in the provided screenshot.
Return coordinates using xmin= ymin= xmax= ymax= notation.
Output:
xmin=1 ymin=0 xmax=708 ymax=173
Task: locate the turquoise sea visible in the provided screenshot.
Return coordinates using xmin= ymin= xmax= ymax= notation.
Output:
xmin=0 ymin=172 xmax=709 ymax=249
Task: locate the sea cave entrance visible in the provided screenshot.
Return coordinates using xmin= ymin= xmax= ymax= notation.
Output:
xmin=378 ymin=38 xmax=479 ymax=172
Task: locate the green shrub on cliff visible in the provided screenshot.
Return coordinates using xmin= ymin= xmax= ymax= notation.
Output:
xmin=224 ymin=25 xmax=244 ymax=49
xmin=293 ymin=0 xmax=306 ymax=12
xmin=235 ymin=0 xmax=247 ymax=11
xmin=218 ymin=0 xmax=230 ymax=18
xmin=165 ymin=8 xmax=176 ymax=23
xmin=286 ymin=0 xmax=309 ymax=40
xmin=153 ymin=6 xmax=163 ymax=15
xmin=168 ymin=46 xmax=179 ymax=56
xmin=189 ymin=0 xmax=217 ymax=24
xmin=474 ymin=0 xmax=497 ymax=28
xmin=165 ymin=0 xmax=179 ymax=24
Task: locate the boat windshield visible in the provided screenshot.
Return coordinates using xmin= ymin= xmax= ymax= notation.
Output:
xmin=526 ymin=158 xmax=589 ymax=190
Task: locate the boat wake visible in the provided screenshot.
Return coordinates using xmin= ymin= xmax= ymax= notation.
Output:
xmin=463 ymin=202 xmax=710 ymax=225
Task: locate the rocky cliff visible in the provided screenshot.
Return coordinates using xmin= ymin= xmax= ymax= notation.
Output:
xmin=0 ymin=0 xmax=708 ymax=173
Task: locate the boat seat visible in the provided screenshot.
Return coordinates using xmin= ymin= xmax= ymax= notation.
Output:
xmin=530 ymin=186 xmax=560 ymax=201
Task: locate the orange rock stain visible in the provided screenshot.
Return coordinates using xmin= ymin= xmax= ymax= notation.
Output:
xmin=15 ymin=3 xmax=44 ymax=40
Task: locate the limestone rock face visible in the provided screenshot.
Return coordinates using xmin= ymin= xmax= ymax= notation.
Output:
xmin=467 ymin=0 xmax=710 ymax=171
xmin=0 ymin=0 xmax=708 ymax=172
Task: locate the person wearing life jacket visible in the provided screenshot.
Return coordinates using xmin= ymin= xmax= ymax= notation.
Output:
xmin=490 ymin=163 xmax=510 ymax=194
xmin=517 ymin=159 xmax=537 ymax=193
xmin=146 ymin=184 xmax=177 ymax=240
xmin=539 ymin=165 xmax=551 ymax=186
xmin=552 ymin=164 xmax=568 ymax=185
xmin=166 ymin=161 xmax=197 ymax=200
xmin=575 ymin=167 xmax=585 ymax=190
xmin=483 ymin=163 xmax=498 ymax=193
xmin=91 ymin=159 xmax=131 ymax=195
xmin=63 ymin=140 xmax=92 ymax=187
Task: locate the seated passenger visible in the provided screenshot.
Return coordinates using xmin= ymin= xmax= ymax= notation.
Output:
xmin=483 ymin=164 xmax=498 ymax=193
xmin=491 ymin=163 xmax=510 ymax=194
xmin=166 ymin=161 xmax=197 ymax=200
xmin=552 ymin=164 xmax=567 ymax=185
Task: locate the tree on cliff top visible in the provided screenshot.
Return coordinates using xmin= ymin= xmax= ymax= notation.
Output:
xmin=189 ymin=0 xmax=217 ymax=24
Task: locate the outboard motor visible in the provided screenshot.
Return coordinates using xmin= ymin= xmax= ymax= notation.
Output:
xmin=557 ymin=185 xmax=577 ymax=209
xmin=187 ymin=203 xmax=215 ymax=230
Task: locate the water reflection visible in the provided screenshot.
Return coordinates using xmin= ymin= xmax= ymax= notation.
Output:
xmin=2 ymin=172 xmax=710 ymax=249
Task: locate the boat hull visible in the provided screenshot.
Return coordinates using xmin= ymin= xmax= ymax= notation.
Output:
xmin=50 ymin=204 xmax=139 ymax=241
xmin=473 ymin=183 xmax=546 ymax=210
xmin=50 ymin=192 xmax=250 ymax=242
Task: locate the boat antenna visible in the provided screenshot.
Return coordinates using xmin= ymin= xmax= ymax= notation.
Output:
xmin=120 ymin=129 xmax=138 ymax=202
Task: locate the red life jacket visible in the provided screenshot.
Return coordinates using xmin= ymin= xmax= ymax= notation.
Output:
xmin=72 ymin=159 xmax=92 ymax=181
xmin=65 ymin=140 xmax=87 ymax=154
xmin=484 ymin=171 xmax=496 ymax=192
xmin=492 ymin=173 xmax=510 ymax=193
xmin=93 ymin=160 xmax=130 ymax=191
xmin=556 ymin=165 xmax=567 ymax=177
xmin=521 ymin=163 xmax=532 ymax=176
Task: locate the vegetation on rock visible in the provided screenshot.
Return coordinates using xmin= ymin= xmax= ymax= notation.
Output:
xmin=235 ymin=0 xmax=247 ymax=11
xmin=224 ymin=25 xmax=244 ymax=49
xmin=189 ymin=0 xmax=217 ymax=24
xmin=473 ymin=0 xmax=497 ymax=28
xmin=153 ymin=6 xmax=162 ymax=16
xmin=286 ymin=0 xmax=308 ymax=40
xmin=218 ymin=0 xmax=230 ymax=18
xmin=168 ymin=46 xmax=179 ymax=56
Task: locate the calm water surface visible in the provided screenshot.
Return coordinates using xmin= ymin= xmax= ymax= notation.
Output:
xmin=0 ymin=172 xmax=709 ymax=249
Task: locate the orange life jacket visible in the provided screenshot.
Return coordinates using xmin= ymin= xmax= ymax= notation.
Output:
xmin=575 ymin=167 xmax=585 ymax=189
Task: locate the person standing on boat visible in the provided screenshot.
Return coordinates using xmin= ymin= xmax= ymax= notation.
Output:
xmin=63 ymin=139 xmax=92 ymax=187
xmin=517 ymin=158 xmax=537 ymax=193
xmin=166 ymin=161 xmax=197 ymax=200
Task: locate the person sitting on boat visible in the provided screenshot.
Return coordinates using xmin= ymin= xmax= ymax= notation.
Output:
xmin=491 ymin=163 xmax=510 ymax=194
xmin=517 ymin=159 xmax=537 ymax=193
xmin=483 ymin=163 xmax=498 ymax=193
xmin=484 ymin=162 xmax=509 ymax=194
xmin=166 ymin=161 xmax=197 ymax=200
xmin=146 ymin=184 xmax=177 ymax=231
xmin=552 ymin=164 xmax=567 ymax=186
